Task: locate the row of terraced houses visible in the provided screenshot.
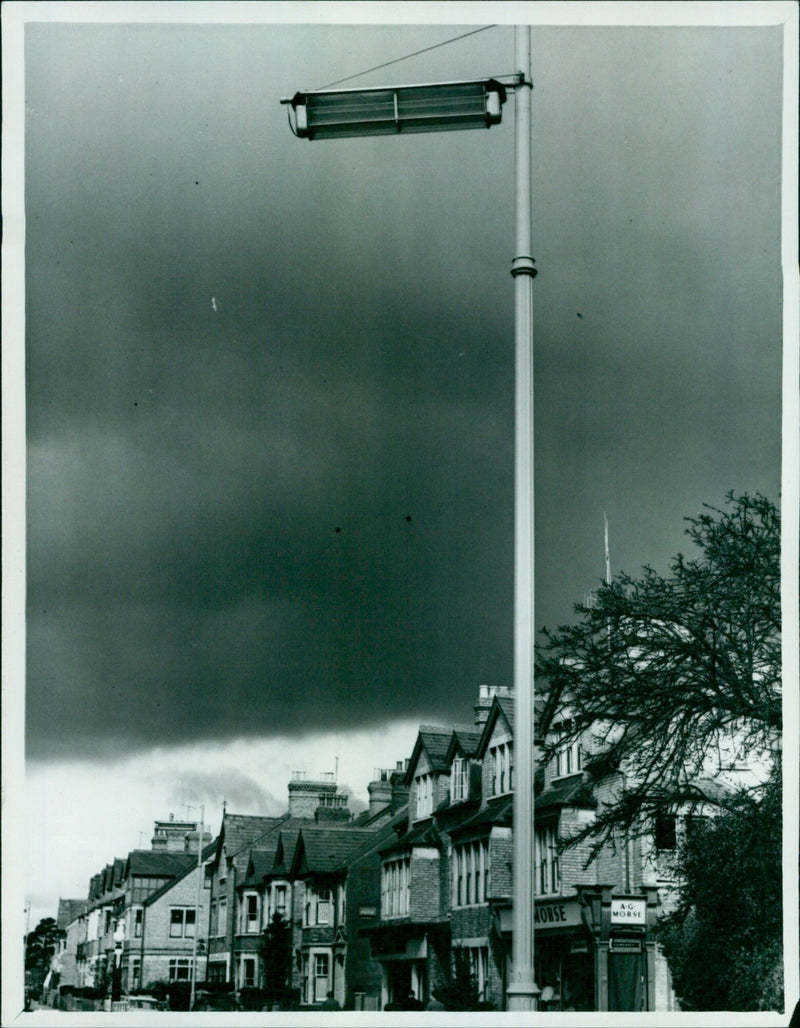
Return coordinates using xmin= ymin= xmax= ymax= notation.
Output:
xmin=52 ymin=682 xmax=748 ymax=1012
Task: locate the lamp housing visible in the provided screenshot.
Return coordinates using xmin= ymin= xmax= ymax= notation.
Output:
xmin=283 ymin=79 xmax=507 ymax=140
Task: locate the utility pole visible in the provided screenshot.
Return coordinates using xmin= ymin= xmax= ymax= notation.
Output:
xmin=189 ymin=805 xmax=204 ymax=1011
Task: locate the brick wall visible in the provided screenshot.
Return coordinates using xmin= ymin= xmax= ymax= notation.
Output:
xmin=488 ymin=828 xmax=512 ymax=900
xmin=140 ymin=866 xmax=208 ymax=986
xmin=344 ymin=852 xmax=384 ymax=1008
xmin=409 ymin=849 xmax=440 ymax=921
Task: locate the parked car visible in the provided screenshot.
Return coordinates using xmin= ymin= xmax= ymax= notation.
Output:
xmin=191 ymin=990 xmax=241 ymax=1012
xmin=126 ymin=995 xmax=166 ymax=1011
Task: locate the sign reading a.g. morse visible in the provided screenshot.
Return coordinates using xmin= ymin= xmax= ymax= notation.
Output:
xmin=610 ymin=899 xmax=646 ymax=925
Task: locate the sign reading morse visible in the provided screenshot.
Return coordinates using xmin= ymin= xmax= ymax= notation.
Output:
xmin=610 ymin=899 xmax=646 ymax=925
xmin=533 ymin=900 xmax=583 ymax=928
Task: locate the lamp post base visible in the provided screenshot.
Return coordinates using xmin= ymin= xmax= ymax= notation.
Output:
xmin=506 ymin=979 xmax=540 ymax=1012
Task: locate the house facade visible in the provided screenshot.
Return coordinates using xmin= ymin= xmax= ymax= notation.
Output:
xmin=123 ymin=837 xmax=215 ymax=991
xmin=361 ymin=683 xmax=698 ymax=1012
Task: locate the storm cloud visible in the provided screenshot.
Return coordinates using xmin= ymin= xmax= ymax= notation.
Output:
xmin=24 ymin=20 xmax=783 ymax=761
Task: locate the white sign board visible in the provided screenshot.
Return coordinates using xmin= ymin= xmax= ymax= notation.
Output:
xmin=610 ymin=898 xmax=646 ymax=925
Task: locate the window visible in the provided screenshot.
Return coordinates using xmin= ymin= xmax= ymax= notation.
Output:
xmin=241 ymin=893 xmax=259 ymax=933
xmin=133 ymin=908 xmax=143 ymax=938
xmin=218 ymin=898 xmax=227 ymax=936
xmin=535 ymin=822 xmax=560 ymax=895
xmin=129 ymin=957 xmax=141 ymax=988
xmin=168 ymin=958 xmax=193 ymax=982
xmin=313 ymin=951 xmax=330 ymax=1003
xmin=655 ymin=814 xmax=677 ymax=851
xmin=273 ymin=883 xmax=288 ymax=919
xmin=242 ymin=957 xmax=256 ymax=989
xmin=554 ymin=721 xmax=582 ymax=779
xmin=207 ymin=961 xmax=226 ymax=983
xmin=382 ymin=856 xmax=411 ymax=918
xmin=452 ymin=839 xmax=490 ymax=907
xmin=458 ymin=946 xmax=490 ymax=1003
xmin=490 ymin=741 xmax=513 ymax=795
xmin=304 ymin=885 xmax=332 ymax=926
xmin=415 ymin=773 xmax=433 ymax=818
xmin=169 ymin=907 xmax=196 ymax=938
xmin=451 ymin=757 xmax=469 ymax=803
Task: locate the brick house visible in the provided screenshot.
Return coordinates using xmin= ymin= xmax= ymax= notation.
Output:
xmin=360 ymin=683 xmax=690 ymax=1011
xmin=123 ymin=838 xmax=216 ymax=991
xmin=80 ymin=858 xmax=125 ymax=987
xmin=206 ymin=772 xmax=354 ymax=990
xmin=286 ymin=825 xmax=377 ymax=1006
xmin=205 ymin=813 xmax=285 ymax=984
xmin=50 ymin=899 xmax=87 ymax=990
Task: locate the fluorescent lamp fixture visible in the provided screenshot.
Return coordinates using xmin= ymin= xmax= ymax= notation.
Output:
xmin=282 ymin=79 xmax=507 ymax=140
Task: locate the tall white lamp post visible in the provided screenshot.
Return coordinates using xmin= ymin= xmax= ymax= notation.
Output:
xmin=281 ymin=25 xmax=539 ymax=1011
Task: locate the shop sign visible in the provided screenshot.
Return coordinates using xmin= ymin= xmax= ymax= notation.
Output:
xmin=358 ymin=906 xmax=377 ymax=918
xmin=610 ymin=899 xmax=646 ymax=925
xmin=533 ymin=900 xmax=583 ymax=929
xmin=610 ymin=936 xmax=642 ymax=952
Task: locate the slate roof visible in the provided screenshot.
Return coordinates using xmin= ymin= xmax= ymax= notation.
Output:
xmin=378 ymin=820 xmax=442 ymax=856
xmin=536 ymin=777 xmax=596 ymax=812
xmin=452 ymin=727 xmax=482 ymax=755
xmin=447 ymin=795 xmax=514 ymax=839
xmin=496 ymin=694 xmax=514 ymax=731
xmin=246 ymin=846 xmax=278 ymax=881
xmin=332 ymin=807 xmax=409 ymax=870
xmin=271 ymin=828 xmax=302 ymax=877
xmin=293 ymin=827 xmax=376 ymax=876
xmin=57 ymin=899 xmax=87 ymax=930
xmin=406 ymin=723 xmax=476 ymax=783
xmin=143 ymin=840 xmax=218 ymax=906
xmin=126 ymin=850 xmax=196 ymax=878
xmin=220 ymin=813 xmax=286 ymax=862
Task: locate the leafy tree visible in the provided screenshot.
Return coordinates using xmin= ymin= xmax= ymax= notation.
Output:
xmin=261 ymin=912 xmax=292 ymax=1004
xmin=535 ymin=492 xmax=780 ymax=854
xmin=433 ymin=947 xmax=481 ymax=1011
xmin=657 ymin=764 xmax=782 ymax=1010
xmin=25 ymin=917 xmax=64 ymax=992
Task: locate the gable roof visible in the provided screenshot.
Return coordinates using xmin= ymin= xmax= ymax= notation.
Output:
xmin=378 ymin=819 xmax=442 ymax=857
xmin=57 ymin=899 xmax=87 ymax=930
xmin=406 ymin=724 xmax=476 ymax=783
xmin=448 ymin=795 xmax=514 ymax=841
xmin=125 ymin=850 xmax=196 ymax=879
xmin=444 ymin=727 xmax=483 ymax=765
xmin=212 ymin=813 xmax=287 ymax=870
xmin=536 ymin=776 xmax=596 ymax=813
xmin=476 ymin=695 xmax=515 ymax=758
xmin=290 ymin=827 xmax=376 ymax=877
xmin=143 ymin=840 xmax=218 ymax=907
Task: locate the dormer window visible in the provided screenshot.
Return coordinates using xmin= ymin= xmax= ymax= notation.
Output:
xmin=554 ymin=720 xmax=582 ymax=779
xmin=415 ymin=772 xmax=433 ymax=819
xmin=490 ymin=741 xmax=513 ymax=796
xmin=451 ymin=757 xmax=469 ymax=803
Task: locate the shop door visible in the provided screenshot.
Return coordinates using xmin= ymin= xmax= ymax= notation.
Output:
xmin=608 ymin=952 xmax=645 ymax=1011
xmin=388 ymin=963 xmax=411 ymax=1007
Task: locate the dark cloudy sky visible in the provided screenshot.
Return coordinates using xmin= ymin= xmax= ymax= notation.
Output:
xmin=10 ymin=4 xmax=792 ymax=928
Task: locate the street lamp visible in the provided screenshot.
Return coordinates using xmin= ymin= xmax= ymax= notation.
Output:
xmin=283 ymin=78 xmax=507 ymax=139
xmin=281 ymin=26 xmax=539 ymax=1012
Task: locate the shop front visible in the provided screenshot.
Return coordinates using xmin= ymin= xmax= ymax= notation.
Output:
xmin=495 ymin=886 xmax=659 ymax=1012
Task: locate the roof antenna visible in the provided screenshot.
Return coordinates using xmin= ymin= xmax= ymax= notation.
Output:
xmin=604 ymin=511 xmax=611 ymax=585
